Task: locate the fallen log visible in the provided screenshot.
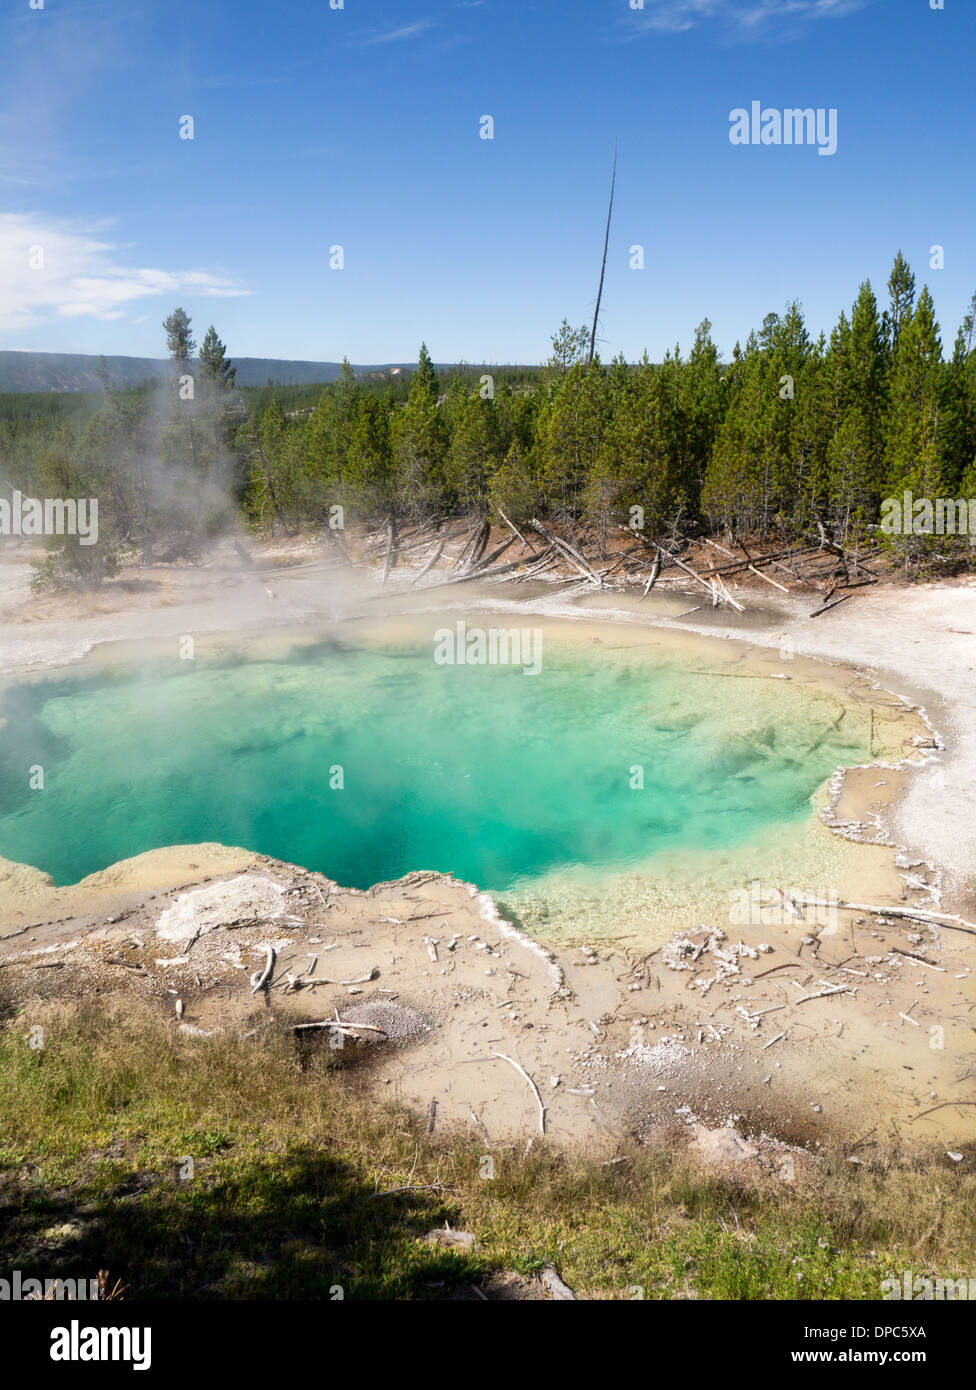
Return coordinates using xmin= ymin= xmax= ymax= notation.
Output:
xmin=530 ymin=518 xmax=602 ymax=585
xmin=837 ymin=577 xmax=878 ymax=591
xmin=747 ymin=563 xmax=789 ymax=592
xmin=476 ymin=534 xmax=516 ymax=570
xmin=641 ymin=551 xmax=662 ymax=597
xmin=836 ymin=902 xmax=976 ymax=937
xmin=515 ymin=544 xmax=557 ymax=579
xmin=694 ymin=546 xmax=817 ymax=579
xmin=668 ymin=550 xmax=745 ymax=612
xmin=712 ymin=571 xmax=746 ymax=613
xmin=416 ymin=556 xmax=526 ymax=592
xmin=289 ymin=1019 xmax=387 ymax=1036
xmin=701 ymin=537 xmax=737 ymax=559
xmin=810 ymin=594 xmax=851 ymax=618
xmin=459 ymin=518 xmax=491 ymax=573
xmin=412 ymin=536 xmax=446 ymax=584
xmin=497 ymin=508 xmax=539 ymax=557
xmin=291 ymin=966 xmax=379 ymax=988
xmin=381 ymin=517 xmax=398 ymax=584
xmin=449 ymin=522 xmax=484 ymax=573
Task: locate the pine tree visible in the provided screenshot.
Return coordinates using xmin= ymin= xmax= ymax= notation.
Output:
xmin=342 ymin=395 xmax=392 ymax=522
xmin=305 ymin=360 xmax=360 ymax=508
xmin=392 ymin=345 xmax=448 ymax=519
xmin=884 ymin=252 xmax=916 ymax=360
xmin=539 ymin=359 xmax=609 ymax=519
xmin=791 ymin=336 xmax=831 ymax=533
xmin=681 ymin=319 xmax=725 ymax=511
xmin=446 ymin=392 xmax=502 ymax=517
xmin=826 ymin=405 xmax=874 ymax=547
xmin=544 ymin=321 xmax=589 ymax=384
xmin=839 ymin=281 xmax=887 ymax=517
xmin=198 ymin=325 xmax=236 ymax=389
xmin=943 ymin=299 xmax=976 ymax=491
xmin=591 ymin=353 xmax=672 ymax=538
xmin=413 ymin=342 xmax=439 ymax=398
xmin=883 ymin=286 xmax=946 ymax=564
xmin=162 ymin=308 xmax=196 ymax=373
xmin=702 ymin=338 xmax=773 ymax=539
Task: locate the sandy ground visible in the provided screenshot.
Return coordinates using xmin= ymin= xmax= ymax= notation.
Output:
xmin=1 ymin=857 xmax=974 ymax=1154
xmin=1 ymin=537 xmax=975 ymax=1155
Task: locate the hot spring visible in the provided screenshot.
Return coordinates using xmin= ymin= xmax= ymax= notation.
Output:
xmin=0 ymin=616 xmax=915 ymax=944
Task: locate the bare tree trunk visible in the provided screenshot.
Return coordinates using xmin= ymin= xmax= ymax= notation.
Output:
xmin=588 ymin=141 xmax=618 ymax=368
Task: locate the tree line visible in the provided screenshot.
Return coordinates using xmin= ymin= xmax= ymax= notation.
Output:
xmin=240 ymin=251 xmax=976 ymax=562
xmin=3 ymin=251 xmax=975 ymax=586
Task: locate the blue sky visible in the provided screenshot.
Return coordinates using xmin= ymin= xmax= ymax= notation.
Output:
xmin=0 ymin=0 xmax=972 ymax=366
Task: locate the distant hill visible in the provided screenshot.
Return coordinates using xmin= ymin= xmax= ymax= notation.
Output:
xmin=0 ymin=351 xmax=428 ymax=393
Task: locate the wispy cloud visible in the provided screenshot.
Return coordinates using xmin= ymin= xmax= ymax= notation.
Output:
xmin=0 ymin=214 xmax=248 ymax=333
xmin=627 ymin=0 xmax=866 ymax=36
xmin=355 ymin=20 xmax=435 ymax=45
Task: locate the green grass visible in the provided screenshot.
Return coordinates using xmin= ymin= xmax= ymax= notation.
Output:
xmin=1 ymin=1002 xmax=974 ymax=1299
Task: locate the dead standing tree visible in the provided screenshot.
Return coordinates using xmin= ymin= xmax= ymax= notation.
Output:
xmin=588 ymin=140 xmax=618 ymax=368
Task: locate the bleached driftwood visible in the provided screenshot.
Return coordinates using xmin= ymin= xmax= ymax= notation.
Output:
xmin=748 ymin=563 xmax=789 ymax=592
xmin=412 ymin=536 xmax=446 ymax=584
xmin=795 ymin=983 xmax=856 ymax=1004
xmin=837 ymin=902 xmax=976 ymax=937
xmin=289 ymin=1018 xmax=386 ymax=1037
xmin=666 ymin=549 xmax=745 ymax=612
xmin=294 ymin=966 xmax=379 ymax=988
xmin=642 ymin=550 xmax=661 ymax=597
xmin=381 ymin=518 xmax=397 ymax=584
xmin=462 ymin=1053 xmax=547 ymax=1135
xmin=530 ymin=519 xmax=601 ymax=585
xmin=496 ymin=507 xmax=538 ymax=557
xmin=892 ymin=951 xmax=944 ymax=972
xmin=250 ymin=944 xmax=276 ymax=996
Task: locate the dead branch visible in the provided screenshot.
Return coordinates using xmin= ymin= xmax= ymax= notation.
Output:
xmin=289 ymin=1018 xmax=386 ymax=1036
xmin=810 ymin=594 xmax=851 ymax=618
xmin=249 ymin=944 xmax=276 ymax=996
xmin=412 ymin=536 xmax=446 ymax=584
xmin=497 ymin=508 xmax=539 ymax=556
xmin=461 ymin=1053 xmax=547 ymax=1135
xmin=530 ymin=519 xmax=601 ymax=584
xmin=836 ymin=902 xmax=976 ymax=936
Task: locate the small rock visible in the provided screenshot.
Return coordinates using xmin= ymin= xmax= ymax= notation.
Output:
xmin=425 ymin=1226 xmax=477 ymax=1252
xmin=690 ymin=1125 xmax=759 ymax=1165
